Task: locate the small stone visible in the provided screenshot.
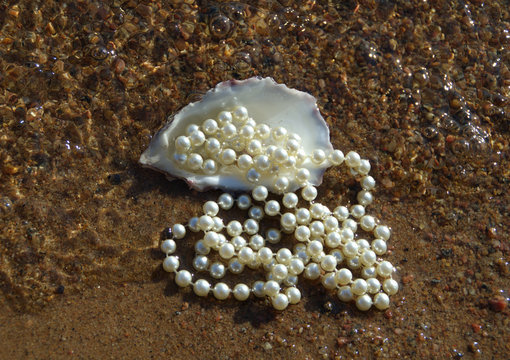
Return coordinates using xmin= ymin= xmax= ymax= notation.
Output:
xmin=262 ymin=342 xmax=272 ymax=351
xmin=488 ymin=295 xmax=507 ymax=312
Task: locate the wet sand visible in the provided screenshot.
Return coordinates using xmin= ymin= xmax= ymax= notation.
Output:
xmin=1 ymin=0 xmax=509 ymax=358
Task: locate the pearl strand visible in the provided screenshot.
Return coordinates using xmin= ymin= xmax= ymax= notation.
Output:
xmin=161 ymin=150 xmax=397 ymax=311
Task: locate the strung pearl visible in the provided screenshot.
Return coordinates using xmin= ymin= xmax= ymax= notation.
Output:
xmin=252 ymin=281 xmax=265 ymax=298
xmin=282 ymin=193 xmax=298 ymax=208
xmin=198 ymin=215 xmax=214 ymax=231
xmin=218 ymin=193 xmax=234 ymax=210
xmin=239 ymin=125 xmax=255 ymax=140
xmin=194 ymin=240 xmax=210 ymax=255
xmin=210 ymin=262 xmax=226 ymax=279
xmin=345 ymin=151 xmax=361 ymax=168
xmin=274 ymin=176 xmax=289 ymax=193
xmin=310 ymin=203 xmax=326 ymax=219
xmin=373 ymin=292 xmax=390 ymax=310
xmin=205 ymin=138 xmax=221 ymax=155
xmin=351 ymin=278 xmax=368 ymax=296
xmin=175 ymin=135 xmax=191 ymax=152
xmin=172 ymin=224 xmax=186 ymax=239
xmin=377 ymin=261 xmax=394 ymax=277
xmin=212 ymin=217 xmax=224 ymax=232
xmin=187 ymin=153 xmax=203 ymax=170
xmin=330 ymin=249 xmax=344 ymax=265
xmin=272 ymin=127 xmax=287 ymax=142
xmin=329 ymin=149 xmax=344 ymax=165
xmin=310 ymin=221 xmax=325 ymax=237
xmin=244 ymin=219 xmax=259 ymax=235
xmin=374 ymin=225 xmax=391 ymax=241
xmin=272 ymin=264 xmax=288 ymax=281
xmin=228 ymin=258 xmax=244 ymax=274
xmin=193 ymin=255 xmax=210 ymax=271
xmin=233 ymin=106 xmax=248 ymax=122
xmin=219 ymin=243 xmax=235 ymax=259
xmin=220 ymin=148 xmax=237 ymax=165
xmin=296 ymin=208 xmax=311 ymax=225
xmin=202 ymin=159 xmax=217 ymax=175
xmin=325 ymin=232 xmax=341 ymax=248
xmin=233 ymin=283 xmax=250 ymax=301
xmin=186 ymin=124 xmax=199 ymax=136
xmin=272 ymin=293 xmax=289 ymax=310
xmin=237 ymin=194 xmax=252 ymax=210
xmin=361 ymin=175 xmax=376 ymax=190
xmin=357 ymin=190 xmax=373 ymax=206
xmin=175 ymin=270 xmax=192 ymax=287
xmin=264 ymin=280 xmax=280 ymax=297
xmin=213 ymin=282 xmax=230 ymax=300
xmin=333 ymin=206 xmax=349 ymax=221
xmin=246 ymin=168 xmax=261 ymax=183
xmin=255 ymin=124 xmax=271 ymax=139
xmin=173 ymin=153 xmax=187 ymax=165
xmin=275 ymin=248 xmax=293 ymax=265
xmin=237 ymin=154 xmax=253 ymax=170
xmin=257 ymin=247 xmax=273 ymax=264
xmin=312 ymin=149 xmax=326 ymax=164
xmin=371 ymin=239 xmax=387 ymax=255
xmin=194 ymin=279 xmax=211 ymax=297
xmin=307 ymin=240 xmax=323 ymax=257
xmin=249 ymin=234 xmax=265 ymax=250
xmin=189 ymin=130 xmax=206 ymax=147
xmin=304 ymin=263 xmax=321 ymax=280
xmin=360 ymin=215 xmax=376 ymax=231
xmin=357 ymin=239 xmax=371 ymax=250
xmin=320 ymin=255 xmax=337 ymax=272
xmin=227 ymin=221 xmax=243 ymax=236
xmin=281 ymin=213 xmax=297 ymax=229
xmin=238 ymin=246 xmax=255 ymax=264
xmin=273 ymin=148 xmax=288 ymax=163
xmin=296 ymin=168 xmax=310 ymax=183
xmin=295 ymin=225 xmax=311 ymax=242
xmin=366 ymin=278 xmax=381 ymax=294
xmin=254 ymin=155 xmax=271 ymax=172
xmin=161 ymin=239 xmax=177 ymax=254
xmin=383 ymin=279 xmax=399 ymax=295
xmin=221 ymin=123 xmax=237 ymax=139
xmin=252 ymin=185 xmax=268 ymax=201
xmin=231 ymin=236 xmax=246 ymax=250
xmin=203 ymin=201 xmax=219 ymax=216
xmin=350 ymin=204 xmax=365 ymax=218
xmin=265 ymin=200 xmax=280 ymax=216
xmin=217 ymin=111 xmax=232 ymax=125
xmin=336 ymin=268 xmax=352 ymax=285
xmin=343 ymin=241 xmax=359 ymax=258
xmin=203 ymin=231 xmax=220 ymax=247
xmin=302 ymin=185 xmax=318 ymax=202
xmin=357 ymin=159 xmax=371 ymax=175
xmin=247 ymin=139 xmax=263 ymax=155
xmin=248 ymin=206 xmax=264 ymax=220
xmin=202 ymin=118 xmax=218 ymax=135
xmin=337 ymin=286 xmax=353 ymax=302
xmin=163 ymin=256 xmax=179 ymax=272
xmin=356 ymin=294 xmax=373 ymax=311
xmin=288 ymin=258 xmax=305 ymax=275
xmin=321 ymin=272 xmax=337 ymax=290
xmin=285 ymin=287 xmax=301 ymax=304
xmin=360 ymin=250 xmax=377 ymax=267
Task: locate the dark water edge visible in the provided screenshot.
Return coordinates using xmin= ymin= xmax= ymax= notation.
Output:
xmin=1 ymin=1 xmax=509 ymax=358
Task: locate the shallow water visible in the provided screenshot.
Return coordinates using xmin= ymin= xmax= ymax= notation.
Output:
xmin=1 ymin=0 xmax=509 ymax=358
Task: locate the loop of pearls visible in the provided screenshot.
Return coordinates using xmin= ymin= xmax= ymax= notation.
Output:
xmin=160 ymin=106 xmax=398 ymax=311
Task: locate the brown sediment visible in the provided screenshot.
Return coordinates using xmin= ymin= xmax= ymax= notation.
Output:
xmin=0 ymin=0 xmax=509 ymax=359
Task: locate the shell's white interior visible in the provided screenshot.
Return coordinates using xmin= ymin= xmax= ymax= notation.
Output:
xmin=139 ymin=77 xmax=333 ymax=192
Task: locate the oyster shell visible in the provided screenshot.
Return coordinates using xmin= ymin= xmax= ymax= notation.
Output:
xmin=139 ymin=77 xmax=333 ymax=192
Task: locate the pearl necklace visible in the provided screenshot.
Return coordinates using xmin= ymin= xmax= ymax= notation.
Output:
xmin=160 ymin=106 xmax=398 ymax=311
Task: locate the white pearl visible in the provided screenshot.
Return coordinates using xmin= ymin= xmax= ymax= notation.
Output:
xmin=198 ymin=215 xmax=214 ymax=231
xmin=366 ymin=278 xmax=381 ymax=294
xmin=377 ymin=261 xmax=394 ymax=277
xmin=350 ymin=204 xmax=365 ymax=218
xmin=247 ymin=139 xmax=263 ymax=155
xmin=374 ymin=225 xmax=391 ymax=240
xmin=281 ymin=213 xmax=297 ymax=230
xmin=361 ymin=175 xmax=376 ymax=190
xmin=243 ymin=219 xmax=259 ymax=235
xmin=360 ymin=215 xmax=376 ymax=231
xmin=301 ymin=185 xmax=318 ymax=202
xmin=203 ymin=231 xmax=220 ymax=247
xmin=212 ymin=217 xmax=224 ymax=232
xmin=193 ymin=279 xmax=210 ymax=297
xmin=310 ymin=221 xmax=325 ymax=237
xmin=220 ymin=148 xmax=237 ymax=165
xmin=357 ymin=190 xmax=373 ymax=206
xmin=218 ymin=193 xmax=234 ymax=210
xmin=351 ymin=278 xmax=368 ymax=296
xmin=252 ymin=281 xmax=265 ymax=297
xmin=231 ymin=236 xmax=246 ymax=250
xmin=383 ymin=279 xmax=399 ymax=295
xmin=282 ymin=193 xmax=298 ymax=208
xmin=312 ymin=149 xmax=326 ymax=164
xmin=233 ymin=283 xmax=250 ymax=301
xmin=329 ymin=149 xmax=344 ymax=165
xmin=273 ymin=148 xmax=288 ymax=163
xmin=347 ymin=257 xmax=361 ymax=270
xmin=238 ymin=246 xmax=255 ymax=264
xmin=373 ymin=293 xmax=390 ymax=310
xmin=172 ymin=224 xmax=186 ymax=239
xmin=237 ymin=154 xmax=253 ymax=170
xmin=186 ymin=124 xmax=199 ymax=136
xmin=304 ymin=263 xmax=321 ymax=280
xmin=246 ymin=168 xmax=261 ymax=183
xmin=175 ymin=270 xmax=192 ymax=287
xmin=345 ymin=151 xmax=361 ymax=168
xmin=162 ymin=256 xmax=179 ymax=272
xmin=173 ymin=153 xmax=187 ymax=165
xmin=285 ymin=287 xmax=301 ymax=304
xmin=335 ymin=268 xmax=352 ymax=285
xmin=266 ymin=228 xmax=281 ymax=243
xmin=324 ymin=216 xmax=339 ymax=232
xmin=194 ymin=240 xmax=210 ymax=255
xmin=254 ymin=155 xmax=271 ymax=172
xmin=333 ymin=206 xmax=349 ymax=221
xmin=356 ymin=294 xmax=373 ymax=311
xmin=272 ymin=127 xmax=287 ymax=142
xmin=161 ymin=239 xmax=176 ymax=254
xmin=257 ymin=247 xmax=273 ymax=264
xmin=295 ymin=225 xmax=310 ymax=242
xmin=272 ymin=264 xmax=288 ymax=281
xmin=371 ymin=239 xmax=387 ymax=255
xmin=228 ymin=258 xmax=244 ymax=274
xmin=213 ymin=282 xmax=230 ymax=300
xmin=202 ymin=118 xmax=218 ymax=135
xmin=274 ymin=176 xmax=289 ymax=193
xmin=205 ymin=138 xmax=222 ymax=155
xmin=210 ymin=262 xmax=226 ymax=279
xmin=343 ymin=241 xmax=359 ymax=258
xmin=357 ymin=159 xmax=371 ymax=175
xmin=193 ymin=255 xmax=209 ymax=271
xmin=227 ymin=220 xmax=243 ymax=236
xmin=330 ymin=249 xmax=344 ymax=265
xmin=187 ymin=153 xmax=203 ymax=170
xmin=239 ymin=125 xmax=255 ymax=140
xmin=288 ymin=258 xmax=304 ymax=275
xmin=175 ymin=135 xmax=191 ymax=152
xmin=237 ymin=194 xmax=252 ymax=210
xmin=321 ymin=272 xmax=337 ymax=290
xmin=340 ymin=228 xmax=354 ymax=243
xmin=264 ymin=280 xmax=280 ymax=297
xmin=307 ymin=240 xmax=323 ymax=256
xmin=255 ymin=124 xmax=270 ymax=139
xmin=275 ymin=248 xmax=292 ymax=265
xmin=272 ymin=293 xmax=289 ymax=310
xmin=284 ymin=275 xmax=298 ymax=287
xmin=252 ymin=185 xmax=268 ymax=201
xmin=288 ymin=132 xmax=302 ymax=143
xmin=265 ymin=145 xmax=278 ymax=157
xmin=286 ymin=138 xmax=300 ymax=153
xmin=248 ymin=206 xmax=264 ymax=220
xmin=361 ymin=250 xmax=377 ymax=267
xmin=296 ymin=208 xmax=311 ymax=225
xmin=233 ymin=106 xmax=248 ymax=122
xmin=265 ymin=200 xmax=280 ymax=216
xmin=343 ymin=219 xmax=358 ymax=232
xmin=217 ymin=111 xmax=232 ymax=125
xmin=295 ymin=168 xmax=310 ymax=183
xmin=249 ymin=234 xmax=265 ymax=250
xmin=321 ymin=255 xmax=337 ymax=272
xmin=357 ymin=239 xmax=370 ymax=250
xmin=219 ymin=243 xmax=235 ymax=259
xmin=189 ymin=130 xmax=206 ymax=147
xmin=337 ymin=286 xmax=353 ymax=302
xmin=203 ymin=201 xmax=219 ymax=216
xmin=202 ymin=159 xmax=217 ymax=175
xmin=245 ymin=118 xmax=256 ymax=127
xmin=221 ymin=123 xmax=237 ymax=139
xmin=361 ymin=266 xmax=376 ymax=279
xmin=325 ymin=232 xmax=341 ymax=248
